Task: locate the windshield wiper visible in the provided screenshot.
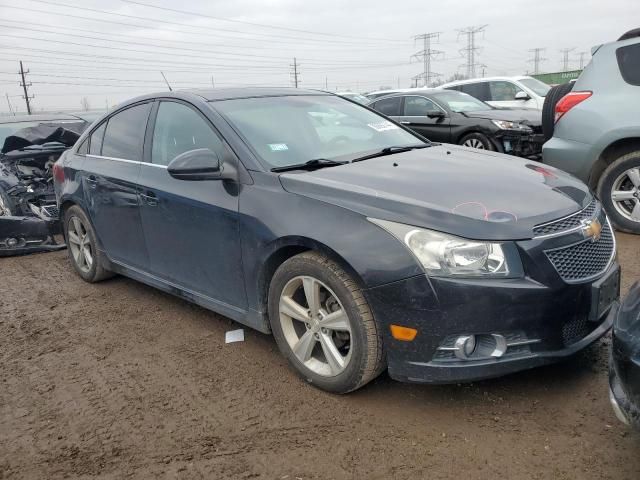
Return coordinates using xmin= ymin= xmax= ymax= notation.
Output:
xmin=271 ymin=158 xmax=347 ymax=173
xmin=350 ymin=144 xmax=430 ymax=163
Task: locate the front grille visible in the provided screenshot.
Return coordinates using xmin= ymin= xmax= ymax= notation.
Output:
xmin=533 ymin=200 xmax=597 ymax=237
xmin=561 ymin=316 xmax=595 ymax=346
xmin=41 ymin=205 xmax=59 ymax=218
xmin=544 ymin=220 xmax=615 ymax=283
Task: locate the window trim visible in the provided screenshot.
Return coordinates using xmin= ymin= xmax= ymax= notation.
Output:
xmin=400 ymin=95 xmax=448 ymax=117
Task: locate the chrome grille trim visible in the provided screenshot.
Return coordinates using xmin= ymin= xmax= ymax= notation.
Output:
xmin=533 ymin=200 xmax=598 ymax=239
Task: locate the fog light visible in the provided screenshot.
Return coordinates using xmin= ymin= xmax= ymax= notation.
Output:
xmin=390 ymin=324 xmax=418 ymax=341
xmin=454 ymin=335 xmax=476 ymax=359
xmin=5 ymin=237 xmax=18 ymax=248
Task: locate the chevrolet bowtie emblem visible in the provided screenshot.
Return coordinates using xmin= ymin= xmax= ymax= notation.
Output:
xmin=581 ymin=218 xmax=602 ymax=242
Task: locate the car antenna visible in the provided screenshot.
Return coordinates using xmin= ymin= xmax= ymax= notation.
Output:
xmin=160 ymin=71 xmax=173 ymax=92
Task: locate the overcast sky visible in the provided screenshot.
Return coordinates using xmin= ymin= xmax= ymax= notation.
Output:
xmin=0 ymin=0 xmax=638 ymax=113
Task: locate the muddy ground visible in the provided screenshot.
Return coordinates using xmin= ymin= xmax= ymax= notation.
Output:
xmin=1 ymin=234 xmax=639 ymax=479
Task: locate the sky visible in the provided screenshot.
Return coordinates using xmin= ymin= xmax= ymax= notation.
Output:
xmin=0 ymin=0 xmax=638 ymax=114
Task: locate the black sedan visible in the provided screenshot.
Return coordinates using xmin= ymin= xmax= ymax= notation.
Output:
xmin=55 ymin=88 xmax=618 ymax=393
xmin=610 ymin=281 xmax=640 ymax=429
xmin=369 ymin=89 xmax=544 ymax=158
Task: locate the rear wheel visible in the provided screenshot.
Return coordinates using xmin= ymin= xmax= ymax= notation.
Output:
xmin=268 ymin=251 xmax=384 ymax=393
xmin=63 ymin=205 xmax=113 ymax=282
xmin=598 ymin=151 xmax=640 ymax=234
xmin=542 ymin=82 xmax=574 ymax=141
xmin=460 ymin=132 xmax=494 ymax=151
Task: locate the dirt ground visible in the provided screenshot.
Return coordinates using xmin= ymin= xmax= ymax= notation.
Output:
xmin=1 ymin=234 xmax=640 ymax=480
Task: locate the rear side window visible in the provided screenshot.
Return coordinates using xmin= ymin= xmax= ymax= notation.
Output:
xmin=403 ymin=96 xmax=441 ymax=116
xmin=459 ymin=82 xmax=490 ymax=102
xmin=151 ymin=101 xmax=224 ymax=166
xmin=372 ymin=96 xmax=402 ymax=116
xmin=617 ymin=43 xmax=640 ymax=86
xmin=89 ymin=122 xmax=106 ymax=155
xmin=101 ymin=103 xmax=151 ymax=161
xmin=76 ymin=138 xmax=88 ymax=154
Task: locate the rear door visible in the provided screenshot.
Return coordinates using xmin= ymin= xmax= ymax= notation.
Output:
xmin=137 ymin=100 xmax=246 ymax=309
xmin=395 ymin=95 xmax=451 ymax=142
xmin=83 ymin=102 xmax=151 ymax=269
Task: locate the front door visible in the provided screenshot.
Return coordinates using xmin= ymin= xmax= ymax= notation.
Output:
xmin=396 ymin=96 xmax=451 ymax=142
xmin=137 ymin=100 xmax=246 ymax=309
xmin=83 ymin=102 xmax=151 ymax=270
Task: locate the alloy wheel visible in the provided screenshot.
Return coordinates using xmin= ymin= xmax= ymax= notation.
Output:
xmin=278 ymin=276 xmax=352 ymax=377
xmin=611 ymin=167 xmax=640 ymax=223
xmin=67 ymin=216 xmax=94 ymax=273
xmin=463 ymin=138 xmax=485 ymax=149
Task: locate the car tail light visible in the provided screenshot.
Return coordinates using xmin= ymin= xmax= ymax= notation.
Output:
xmin=554 ymin=91 xmax=592 ymax=123
xmin=53 ymin=162 xmax=65 ymax=184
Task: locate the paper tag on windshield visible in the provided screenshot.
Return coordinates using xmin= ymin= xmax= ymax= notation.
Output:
xmin=367 ymin=121 xmax=399 ymax=132
xmin=268 ymin=143 xmax=289 ymax=151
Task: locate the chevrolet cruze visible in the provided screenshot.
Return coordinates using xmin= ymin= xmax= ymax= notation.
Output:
xmin=54 ymin=88 xmax=620 ymax=393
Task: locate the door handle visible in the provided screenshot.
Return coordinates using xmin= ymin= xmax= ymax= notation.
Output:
xmin=140 ymin=191 xmax=158 ymax=206
xmin=86 ymin=175 xmax=98 ymax=188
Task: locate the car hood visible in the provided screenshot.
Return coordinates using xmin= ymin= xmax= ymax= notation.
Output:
xmin=279 ymin=145 xmax=591 ymax=241
xmin=462 ymin=108 xmax=541 ymax=126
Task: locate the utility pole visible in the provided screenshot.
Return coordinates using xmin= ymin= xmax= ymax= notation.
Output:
xmin=290 ymin=57 xmax=300 ymax=88
xmin=325 ymin=76 xmax=328 ymax=90
xmin=527 ymin=48 xmax=547 ymax=74
xmin=411 ymin=32 xmax=443 ymax=87
xmin=211 ymin=76 xmax=215 ymax=88
xmin=560 ymin=48 xmax=576 ymax=71
xmin=19 ymin=61 xmax=33 ymax=115
xmin=5 ymin=93 xmax=15 ymax=116
xmin=457 ymin=25 xmax=488 ymax=79
xmin=577 ymin=51 xmax=589 ymax=69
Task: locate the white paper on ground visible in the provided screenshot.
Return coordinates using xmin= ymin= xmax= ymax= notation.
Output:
xmin=225 ymin=329 xmax=245 ymax=343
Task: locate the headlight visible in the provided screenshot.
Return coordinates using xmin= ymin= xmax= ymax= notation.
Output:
xmin=491 ymin=120 xmax=532 ymax=132
xmin=369 ymin=218 xmax=515 ymax=277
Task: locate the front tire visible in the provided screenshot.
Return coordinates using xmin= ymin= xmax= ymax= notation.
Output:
xmin=268 ymin=252 xmax=384 ymax=393
xmin=460 ymin=132 xmax=494 ymax=151
xmin=598 ymin=151 xmax=640 ymax=234
xmin=63 ymin=205 xmax=113 ymax=282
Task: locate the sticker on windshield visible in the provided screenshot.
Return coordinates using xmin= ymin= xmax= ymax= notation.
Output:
xmin=268 ymin=143 xmax=289 ymax=151
xmin=367 ymin=121 xmax=399 ymax=132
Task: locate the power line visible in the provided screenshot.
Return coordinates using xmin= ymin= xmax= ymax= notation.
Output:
xmin=411 ymin=33 xmax=443 ymax=87
xmin=19 ymin=61 xmax=33 ymax=115
xmin=291 ymin=58 xmax=300 ymax=88
xmin=527 ymin=48 xmax=547 ymax=74
xmin=560 ymin=47 xmax=576 ymax=71
xmin=457 ymin=25 xmax=487 ymax=78
xmin=577 ymin=51 xmax=589 ymax=69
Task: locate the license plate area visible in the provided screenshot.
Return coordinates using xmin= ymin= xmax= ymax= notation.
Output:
xmin=590 ymin=267 xmax=620 ymax=321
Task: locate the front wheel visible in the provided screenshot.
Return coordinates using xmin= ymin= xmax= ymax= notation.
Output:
xmin=598 ymin=151 xmax=640 ymax=234
xmin=268 ymin=252 xmax=384 ymax=393
xmin=460 ymin=132 xmax=494 ymax=151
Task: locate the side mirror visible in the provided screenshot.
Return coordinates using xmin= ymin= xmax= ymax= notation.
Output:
xmin=426 ymin=109 xmax=445 ymax=118
xmin=515 ymin=91 xmax=530 ymax=100
xmin=167 ymin=148 xmax=222 ymax=181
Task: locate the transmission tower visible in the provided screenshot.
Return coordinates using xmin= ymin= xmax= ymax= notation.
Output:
xmin=410 ymin=32 xmax=443 ymax=87
xmin=457 ymin=25 xmax=487 ymax=79
xmin=290 ymin=57 xmax=300 ymax=88
xmin=577 ymin=51 xmax=589 ymax=69
xmin=560 ymin=48 xmax=576 ymax=71
xmin=527 ymin=48 xmax=547 ymax=75
xmin=19 ymin=61 xmax=33 ymax=115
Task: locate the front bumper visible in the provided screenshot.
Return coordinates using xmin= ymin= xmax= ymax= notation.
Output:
xmin=498 ymin=132 xmax=545 ymax=159
xmin=366 ymin=262 xmax=619 ymax=384
xmin=0 ymin=215 xmax=64 ymax=257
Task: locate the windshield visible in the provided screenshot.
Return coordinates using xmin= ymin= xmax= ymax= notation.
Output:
xmin=214 ymin=95 xmax=424 ymax=169
xmin=433 ymin=91 xmax=491 ymax=112
xmin=519 ymin=78 xmax=551 ymax=97
xmin=340 ymin=93 xmax=370 ymax=105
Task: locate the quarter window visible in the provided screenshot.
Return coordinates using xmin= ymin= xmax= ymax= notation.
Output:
xmin=403 ymin=97 xmax=441 ymax=116
xmin=151 ymin=101 xmax=224 ymax=166
xmin=101 ymin=103 xmax=151 ymax=161
xmin=88 ymin=122 xmax=106 ymax=155
xmin=372 ymin=96 xmax=402 ymax=116
xmin=489 ymin=81 xmax=519 ymax=101
xmin=76 ymin=138 xmax=88 ymax=155
xmin=617 ymin=43 xmax=640 ymax=86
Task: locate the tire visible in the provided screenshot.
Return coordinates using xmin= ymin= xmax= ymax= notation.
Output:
xmin=597 ymin=151 xmax=640 ymax=234
xmin=63 ymin=205 xmax=114 ymax=282
xmin=268 ymin=251 xmax=385 ymax=393
xmin=542 ymin=82 xmax=574 ymax=141
xmin=0 ymin=188 xmax=15 ymax=217
xmin=459 ymin=132 xmax=494 ymax=151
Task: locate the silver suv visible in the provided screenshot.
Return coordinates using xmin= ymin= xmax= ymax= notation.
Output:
xmin=543 ymin=29 xmax=640 ymax=233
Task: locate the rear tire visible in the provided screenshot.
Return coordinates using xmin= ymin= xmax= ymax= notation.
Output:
xmin=598 ymin=151 xmax=640 ymax=234
xmin=268 ymin=251 xmax=385 ymax=393
xmin=542 ymin=82 xmax=574 ymax=141
xmin=460 ymin=132 xmax=494 ymax=151
xmin=63 ymin=205 xmax=114 ymax=282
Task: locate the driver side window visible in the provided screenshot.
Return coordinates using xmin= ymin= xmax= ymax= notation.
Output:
xmin=489 ymin=81 xmax=519 ymax=101
xmin=151 ymin=101 xmax=224 ymax=166
xmin=403 ymin=97 xmax=441 ymax=116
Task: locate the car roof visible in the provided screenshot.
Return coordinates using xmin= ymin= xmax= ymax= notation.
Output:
xmin=440 ymin=76 xmax=532 ymax=87
xmin=0 ymin=113 xmax=86 ymax=124
xmin=190 ymin=87 xmax=330 ymax=101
